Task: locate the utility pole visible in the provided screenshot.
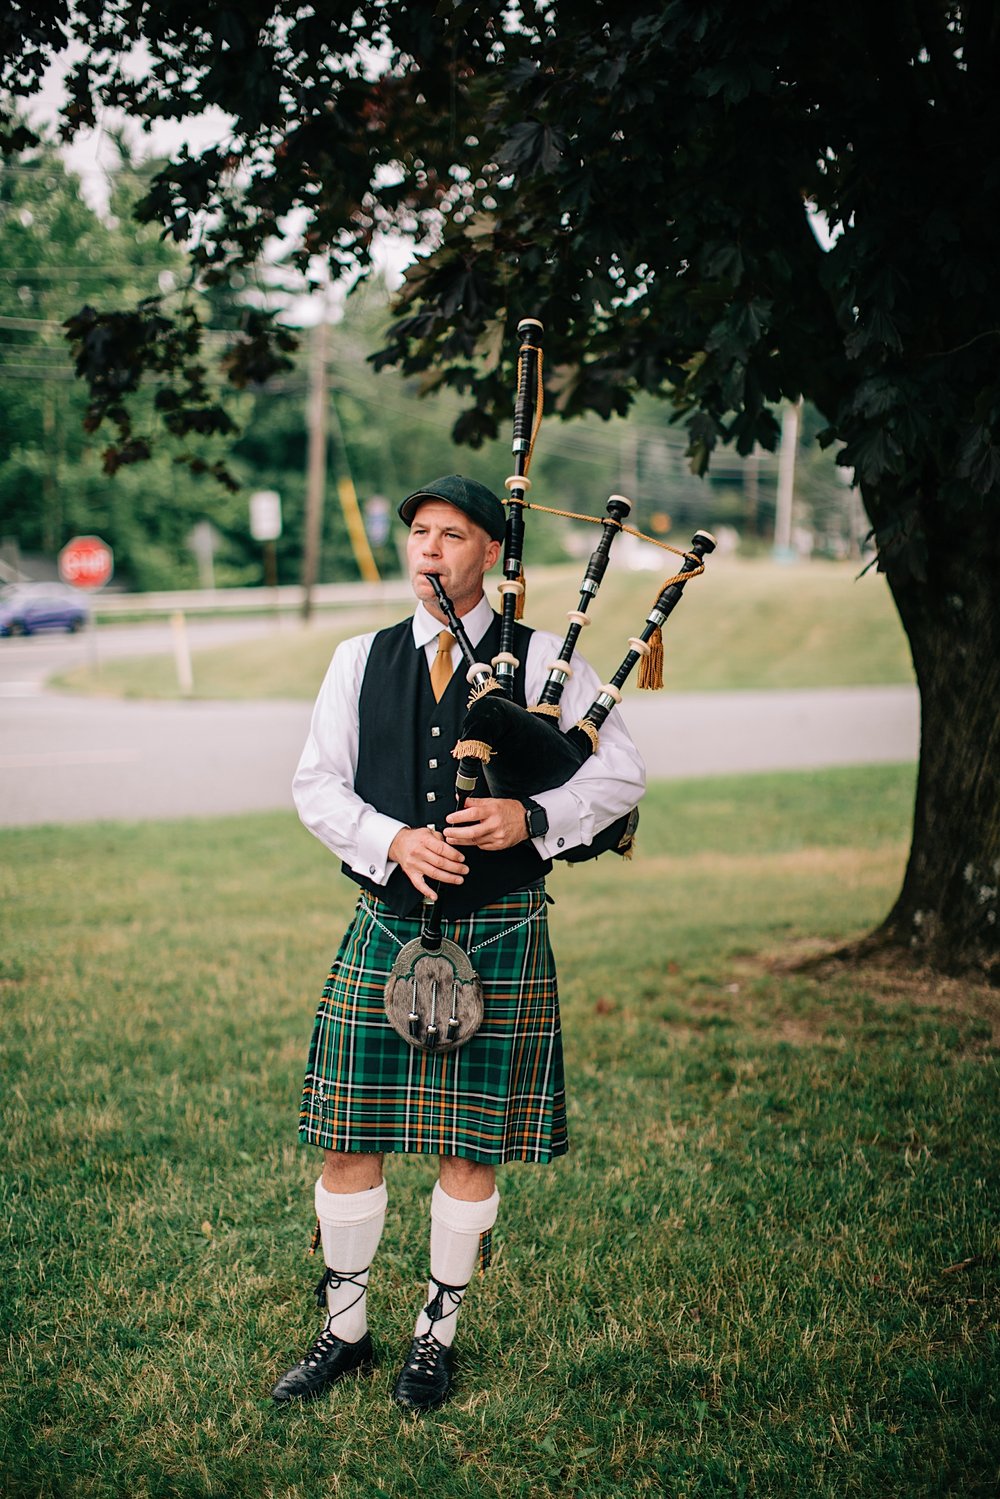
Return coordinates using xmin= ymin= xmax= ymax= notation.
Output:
xmin=744 ymin=444 xmax=760 ymax=539
xmin=773 ymin=398 xmax=802 ymax=560
xmin=619 ymin=426 xmax=639 ymax=506
xmin=301 ymin=318 xmax=328 ymax=623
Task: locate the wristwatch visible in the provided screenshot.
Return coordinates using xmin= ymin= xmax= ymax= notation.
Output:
xmin=523 ymin=798 xmax=549 ymax=839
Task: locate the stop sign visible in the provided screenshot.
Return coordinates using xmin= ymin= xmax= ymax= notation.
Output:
xmin=59 ymin=535 xmax=114 ymax=590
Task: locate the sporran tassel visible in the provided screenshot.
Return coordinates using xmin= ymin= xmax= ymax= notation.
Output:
xmin=637 ymin=625 xmax=663 ymax=690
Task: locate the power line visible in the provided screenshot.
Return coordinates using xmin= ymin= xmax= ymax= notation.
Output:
xmin=1 ymin=163 xmax=156 ymax=177
xmin=0 ymin=318 xmax=784 ymax=478
xmin=0 ymin=265 xmax=174 ymax=277
xmin=0 ymin=315 xmax=67 ymax=331
xmin=0 ymin=365 xmax=75 ymax=379
xmin=0 ymin=317 xmax=242 ymax=347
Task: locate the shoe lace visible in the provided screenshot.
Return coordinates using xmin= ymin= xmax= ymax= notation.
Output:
xmin=303 ymin=1321 xmax=344 ymax=1368
xmin=302 ymin=1267 xmax=369 ymax=1365
xmin=423 ymin=1278 xmax=466 ymax=1328
xmin=406 ymin=1329 xmax=446 ymax=1376
xmin=313 ymin=1265 xmax=369 ymax=1314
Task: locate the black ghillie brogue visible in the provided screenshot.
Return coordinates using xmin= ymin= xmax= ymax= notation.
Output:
xmin=270 ymin=1325 xmax=374 ymax=1404
xmin=392 ymin=1330 xmax=453 ymax=1413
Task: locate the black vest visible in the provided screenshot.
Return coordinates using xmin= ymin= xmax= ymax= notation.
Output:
xmin=348 ymin=612 xmax=549 ymax=917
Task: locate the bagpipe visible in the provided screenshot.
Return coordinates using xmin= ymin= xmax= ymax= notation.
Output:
xmin=384 ymin=317 xmax=716 ymax=1052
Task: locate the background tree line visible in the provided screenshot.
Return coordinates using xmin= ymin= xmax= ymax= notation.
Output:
xmin=1 ymin=142 xmax=854 ymax=591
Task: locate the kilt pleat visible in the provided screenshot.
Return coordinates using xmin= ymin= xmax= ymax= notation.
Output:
xmin=298 ymin=884 xmax=568 ymax=1164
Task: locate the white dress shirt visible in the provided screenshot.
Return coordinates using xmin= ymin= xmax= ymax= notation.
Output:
xmin=293 ymin=593 xmax=647 ymax=886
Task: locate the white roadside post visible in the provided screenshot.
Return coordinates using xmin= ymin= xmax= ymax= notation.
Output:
xmin=170 ymin=610 xmax=194 ymax=695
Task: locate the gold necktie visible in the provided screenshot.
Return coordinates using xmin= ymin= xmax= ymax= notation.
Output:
xmin=430 ymin=630 xmax=455 ymax=701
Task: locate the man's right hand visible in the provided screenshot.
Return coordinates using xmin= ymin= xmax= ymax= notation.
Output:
xmin=387 ymin=827 xmax=469 ymax=902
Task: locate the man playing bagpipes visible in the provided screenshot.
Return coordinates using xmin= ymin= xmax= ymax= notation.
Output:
xmin=273 ymin=473 xmax=646 ymax=1413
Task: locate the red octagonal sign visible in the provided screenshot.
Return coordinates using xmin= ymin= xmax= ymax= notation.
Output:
xmin=59 ymin=535 xmax=114 ymax=591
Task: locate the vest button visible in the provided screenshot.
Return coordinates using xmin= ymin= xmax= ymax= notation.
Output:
xmin=426 ymin=791 xmax=436 ymax=802
xmin=430 ymin=726 xmax=441 ymax=737
xmin=428 ymin=758 xmax=438 ymax=769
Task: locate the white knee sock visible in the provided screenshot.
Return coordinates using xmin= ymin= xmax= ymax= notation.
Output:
xmin=314 ymin=1178 xmax=388 ymax=1343
xmin=413 ymin=1182 xmax=500 ymax=1348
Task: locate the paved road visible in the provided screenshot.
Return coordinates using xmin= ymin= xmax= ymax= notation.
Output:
xmin=0 ymin=623 xmax=919 ymax=828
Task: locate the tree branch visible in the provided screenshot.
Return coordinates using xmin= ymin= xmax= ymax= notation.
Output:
xmin=923 ymin=328 xmax=1000 ymax=361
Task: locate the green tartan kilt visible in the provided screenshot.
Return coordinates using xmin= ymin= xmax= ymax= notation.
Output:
xmin=298 ymin=882 xmax=567 ymax=1165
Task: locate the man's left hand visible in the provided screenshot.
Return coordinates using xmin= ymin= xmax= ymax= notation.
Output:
xmin=443 ymin=797 xmax=529 ymax=851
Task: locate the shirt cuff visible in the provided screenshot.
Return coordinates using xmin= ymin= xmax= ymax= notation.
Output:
xmin=351 ymin=813 xmax=408 ymax=885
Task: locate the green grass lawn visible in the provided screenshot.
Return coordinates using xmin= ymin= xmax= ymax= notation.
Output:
xmin=55 ymin=559 xmax=914 ymax=701
xmin=2 ymin=766 xmax=997 ymax=1498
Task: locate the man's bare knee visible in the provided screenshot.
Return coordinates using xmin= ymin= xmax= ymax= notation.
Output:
xmin=438 ymin=1155 xmax=496 ymax=1201
xmin=321 ymin=1150 xmax=384 ymax=1193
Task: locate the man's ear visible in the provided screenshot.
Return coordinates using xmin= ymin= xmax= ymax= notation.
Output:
xmin=484 ymin=538 xmax=502 ymax=570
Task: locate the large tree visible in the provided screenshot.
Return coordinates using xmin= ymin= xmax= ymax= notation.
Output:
xmin=2 ymin=1 xmax=998 ymax=980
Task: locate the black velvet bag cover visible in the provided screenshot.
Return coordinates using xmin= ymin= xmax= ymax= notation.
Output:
xmin=457 ymin=693 xmax=637 ymax=862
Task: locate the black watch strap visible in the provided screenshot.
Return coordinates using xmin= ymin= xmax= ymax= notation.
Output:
xmin=523 ymin=798 xmax=549 ymax=839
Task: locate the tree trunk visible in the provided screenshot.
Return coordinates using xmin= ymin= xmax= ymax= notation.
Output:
xmin=860 ymin=483 xmax=1000 ymax=983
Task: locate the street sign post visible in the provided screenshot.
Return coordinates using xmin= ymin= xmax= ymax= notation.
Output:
xmin=249 ymin=491 xmax=282 ymax=543
xmin=249 ymin=490 xmax=282 ymax=600
xmin=58 ymin=535 xmax=113 ymax=674
xmin=58 ymin=535 xmax=114 ymax=591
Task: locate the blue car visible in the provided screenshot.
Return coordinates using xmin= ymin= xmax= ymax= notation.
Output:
xmin=0 ymin=582 xmax=91 ymax=636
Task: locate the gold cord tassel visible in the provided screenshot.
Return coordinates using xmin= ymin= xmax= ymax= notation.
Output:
xmin=637 ymin=626 xmax=663 ymax=690
xmin=515 ymin=566 xmax=526 ymax=620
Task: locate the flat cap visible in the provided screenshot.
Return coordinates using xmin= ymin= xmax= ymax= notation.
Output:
xmin=398 ymin=474 xmax=507 ymax=542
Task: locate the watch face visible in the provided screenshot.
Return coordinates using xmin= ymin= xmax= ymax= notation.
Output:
xmin=526 ymin=802 xmax=548 ymax=838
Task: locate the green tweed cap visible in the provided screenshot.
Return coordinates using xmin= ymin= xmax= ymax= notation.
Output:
xmin=398 ymin=474 xmax=507 ymax=542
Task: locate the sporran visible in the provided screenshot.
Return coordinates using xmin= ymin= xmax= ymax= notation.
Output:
xmin=384 ymin=935 xmax=484 ymax=1053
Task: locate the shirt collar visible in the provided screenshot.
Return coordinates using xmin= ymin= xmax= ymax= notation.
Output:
xmin=412 ymin=593 xmax=494 ymax=651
